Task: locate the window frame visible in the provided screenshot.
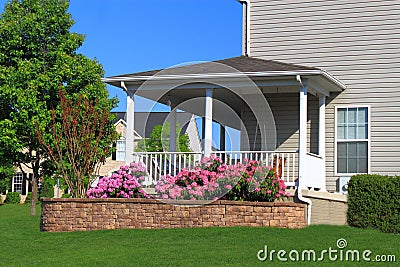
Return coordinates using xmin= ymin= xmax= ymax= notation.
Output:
xmin=116 ymin=138 xmax=126 ymax=162
xmin=12 ymin=172 xmax=23 ymax=193
xmin=334 ymin=105 xmax=371 ymax=175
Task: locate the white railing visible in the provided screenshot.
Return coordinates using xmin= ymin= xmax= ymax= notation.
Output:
xmin=132 ymin=151 xmax=298 ymax=187
xmin=132 ymin=152 xmax=203 ymax=186
xmin=304 ymin=152 xmax=325 ymax=190
xmin=214 ymin=151 xmax=298 ymax=187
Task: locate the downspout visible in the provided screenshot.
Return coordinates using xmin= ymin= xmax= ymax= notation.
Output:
xmin=238 ymin=0 xmax=250 ymax=56
xmin=296 ymin=75 xmax=312 ymax=225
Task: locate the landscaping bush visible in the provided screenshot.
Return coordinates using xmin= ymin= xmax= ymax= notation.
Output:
xmin=87 ymin=162 xmax=148 ymax=198
xmin=39 ymin=177 xmax=55 ymax=199
xmin=155 ymin=156 xmax=290 ymax=202
xmin=5 ymin=192 xmax=21 ymax=204
xmin=347 ymin=174 xmax=400 ymax=234
xmin=62 ymin=193 xmax=71 ymax=198
xmin=24 ymin=192 xmax=40 ymax=204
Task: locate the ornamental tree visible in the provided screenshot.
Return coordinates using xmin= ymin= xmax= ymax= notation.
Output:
xmin=0 ymin=0 xmax=117 ymax=214
xmin=37 ymin=88 xmax=118 ymax=198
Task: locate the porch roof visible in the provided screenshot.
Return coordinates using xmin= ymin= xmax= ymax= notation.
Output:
xmin=102 ymin=56 xmax=346 ymax=92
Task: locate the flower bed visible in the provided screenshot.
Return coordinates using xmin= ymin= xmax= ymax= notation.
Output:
xmin=41 ymin=156 xmax=305 ymax=232
xmin=88 ymin=156 xmax=290 ymax=203
xmin=40 ymin=198 xmax=307 ymax=232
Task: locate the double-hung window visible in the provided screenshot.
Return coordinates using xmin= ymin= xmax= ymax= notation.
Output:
xmin=116 ymin=139 xmax=126 ymax=161
xmin=336 ymin=107 xmax=369 ymax=174
xmin=12 ymin=173 xmax=23 ymax=193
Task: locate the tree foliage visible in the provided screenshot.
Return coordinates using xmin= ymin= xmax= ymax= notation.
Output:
xmin=136 ymin=123 xmax=191 ymax=152
xmin=37 ymin=88 xmax=118 ymax=197
xmin=0 ymin=0 xmax=117 ymax=212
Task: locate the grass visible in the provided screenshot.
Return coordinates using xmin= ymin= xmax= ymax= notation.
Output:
xmin=0 ymin=204 xmax=398 ymax=267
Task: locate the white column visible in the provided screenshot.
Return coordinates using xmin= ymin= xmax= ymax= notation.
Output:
xmin=319 ymin=96 xmax=326 ymax=158
xmin=170 ymin=106 xmax=177 ymax=152
xmin=220 ymin=124 xmax=226 ymax=151
xmin=298 ymin=83 xmax=308 ymax=187
xmin=319 ymin=95 xmax=326 ymax=191
xmin=203 ymin=89 xmax=213 ymax=157
xmin=125 ymin=92 xmax=135 ymax=164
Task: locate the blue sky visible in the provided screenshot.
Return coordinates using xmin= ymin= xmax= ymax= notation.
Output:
xmin=68 ymin=0 xmax=243 ymax=112
xmin=0 ymin=0 xmax=243 ymax=150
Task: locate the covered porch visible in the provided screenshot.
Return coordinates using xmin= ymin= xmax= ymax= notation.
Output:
xmin=102 ymin=56 xmax=345 ymax=190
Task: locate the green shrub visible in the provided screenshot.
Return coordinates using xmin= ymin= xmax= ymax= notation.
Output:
xmin=5 ymin=192 xmax=21 ymax=204
xmin=347 ymin=174 xmax=400 ymax=234
xmin=62 ymin=193 xmax=71 ymax=198
xmin=39 ymin=176 xmax=55 ymax=199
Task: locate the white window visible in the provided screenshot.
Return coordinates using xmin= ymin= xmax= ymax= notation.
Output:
xmin=12 ymin=173 xmax=23 ymax=193
xmin=116 ymin=140 xmax=126 ymax=161
xmin=336 ymin=107 xmax=370 ymax=174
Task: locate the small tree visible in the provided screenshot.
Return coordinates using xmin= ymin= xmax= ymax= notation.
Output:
xmin=37 ymin=88 xmax=118 ymax=198
xmin=136 ymin=123 xmax=191 ymax=152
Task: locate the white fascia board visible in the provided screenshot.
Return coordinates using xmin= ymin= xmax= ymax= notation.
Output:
xmin=102 ymin=69 xmax=346 ymax=92
xmin=102 ymin=70 xmax=323 ymax=83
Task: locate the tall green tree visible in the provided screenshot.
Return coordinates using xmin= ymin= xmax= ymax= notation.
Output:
xmin=0 ymin=0 xmax=117 ymax=214
xmin=136 ymin=123 xmax=191 ymax=152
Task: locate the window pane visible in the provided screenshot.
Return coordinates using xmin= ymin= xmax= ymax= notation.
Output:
xmin=338 ymin=126 xmax=345 ymax=139
xmin=348 ymin=108 xmax=357 ymax=123
xmin=357 ymin=158 xmax=367 ymax=173
xmin=348 ymin=126 xmax=357 ymax=139
xmin=348 ymin=158 xmax=358 ymax=173
xmin=358 ymin=142 xmax=367 ymax=156
xmin=358 ymin=108 xmax=367 ymax=123
xmin=337 ymin=143 xmax=347 ymax=158
xmin=116 ymin=152 xmax=125 ymax=161
xmin=357 ymin=126 xmax=367 ymax=139
xmin=338 ymin=109 xmax=346 ymax=124
xmin=337 ymin=159 xmax=347 ymax=173
xmin=348 ymin=143 xmax=357 ymax=157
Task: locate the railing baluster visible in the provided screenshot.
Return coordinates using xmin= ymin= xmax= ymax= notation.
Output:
xmin=132 ymin=150 xmax=298 ymax=187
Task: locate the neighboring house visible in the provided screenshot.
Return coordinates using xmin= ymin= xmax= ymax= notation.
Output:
xmin=98 ymin=111 xmax=201 ymax=176
xmin=102 ymin=0 xmax=400 ymax=194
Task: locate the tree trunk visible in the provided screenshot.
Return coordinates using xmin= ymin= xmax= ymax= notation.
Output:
xmin=30 ymin=159 xmax=40 ymax=216
xmin=30 ymin=174 xmax=37 ymax=216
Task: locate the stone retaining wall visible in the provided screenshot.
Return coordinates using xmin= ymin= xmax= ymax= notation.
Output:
xmin=41 ymin=198 xmax=307 ymax=232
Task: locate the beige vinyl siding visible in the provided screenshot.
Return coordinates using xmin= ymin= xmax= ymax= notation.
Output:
xmin=248 ymin=0 xmax=400 ymax=191
xmin=241 ymin=93 xmax=319 ymax=153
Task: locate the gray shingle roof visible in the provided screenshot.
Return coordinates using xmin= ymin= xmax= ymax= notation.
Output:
xmin=106 ymin=56 xmax=319 ymax=79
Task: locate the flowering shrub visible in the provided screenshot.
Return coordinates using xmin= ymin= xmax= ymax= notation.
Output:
xmin=155 ymin=156 xmax=290 ymax=202
xmin=155 ymin=155 xmax=230 ymax=200
xmin=223 ymin=160 xmax=258 ymax=201
xmin=87 ymin=162 xmax=149 ymax=198
xmin=248 ymin=165 xmax=290 ymax=201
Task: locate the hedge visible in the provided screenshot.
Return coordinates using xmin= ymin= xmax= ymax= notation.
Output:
xmin=5 ymin=192 xmax=21 ymax=204
xmin=347 ymin=174 xmax=400 ymax=233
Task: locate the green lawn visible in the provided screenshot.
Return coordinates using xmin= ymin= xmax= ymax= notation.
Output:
xmin=0 ymin=204 xmax=398 ymax=267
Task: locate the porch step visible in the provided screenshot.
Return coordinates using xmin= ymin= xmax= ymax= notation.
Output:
xmin=143 ymin=188 xmax=157 ymax=196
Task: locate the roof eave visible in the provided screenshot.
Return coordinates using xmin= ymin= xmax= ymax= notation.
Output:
xmin=102 ymin=69 xmax=346 ymax=92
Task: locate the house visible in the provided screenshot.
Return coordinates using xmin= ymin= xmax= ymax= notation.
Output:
xmin=102 ymin=0 xmax=400 ymax=197
xmin=98 ymin=111 xmax=201 ymax=176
